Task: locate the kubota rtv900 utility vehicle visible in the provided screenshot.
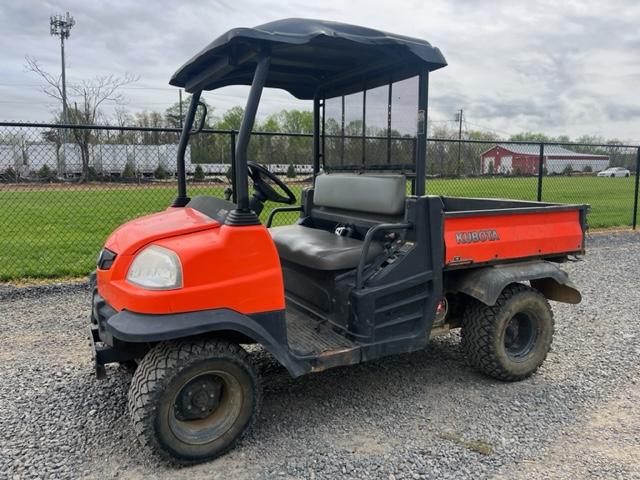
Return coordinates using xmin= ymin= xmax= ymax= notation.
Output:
xmin=89 ymin=19 xmax=586 ymax=463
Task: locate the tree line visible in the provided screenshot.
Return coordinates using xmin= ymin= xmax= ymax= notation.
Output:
xmin=35 ymin=103 xmax=638 ymax=180
xmin=21 ymin=57 xmax=637 ymax=180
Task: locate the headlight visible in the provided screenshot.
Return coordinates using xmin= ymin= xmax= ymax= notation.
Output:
xmin=126 ymin=245 xmax=183 ymax=290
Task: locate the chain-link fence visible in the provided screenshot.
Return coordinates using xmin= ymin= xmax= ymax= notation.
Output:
xmin=424 ymin=139 xmax=640 ymax=231
xmin=1 ymin=121 xmax=638 ymax=280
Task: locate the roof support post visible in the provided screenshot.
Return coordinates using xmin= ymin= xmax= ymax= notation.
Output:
xmin=415 ymin=70 xmax=429 ymax=196
xmin=312 ymin=94 xmax=321 ymax=177
xmin=226 ymin=55 xmax=270 ymax=225
xmin=172 ymin=90 xmax=201 ymax=207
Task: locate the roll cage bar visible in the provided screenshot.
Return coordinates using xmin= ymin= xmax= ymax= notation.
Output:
xmin=171 ymin=19 xmax=445 ymax=220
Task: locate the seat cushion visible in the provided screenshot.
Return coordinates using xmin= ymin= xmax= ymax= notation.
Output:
xmin=313 ymin=174 xmax=406 ymax=216
xmin=269 ymin=224 xmax=383 ymax=271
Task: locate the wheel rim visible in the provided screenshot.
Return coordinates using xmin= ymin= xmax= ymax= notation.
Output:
xmin=168 ymin=370 xmax=243 ymax=445
xmin=503 ymin=312 xmax=538 ymax=361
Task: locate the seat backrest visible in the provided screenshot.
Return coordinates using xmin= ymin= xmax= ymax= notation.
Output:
xmin=313 ymin=174 xmax=406 ymax=216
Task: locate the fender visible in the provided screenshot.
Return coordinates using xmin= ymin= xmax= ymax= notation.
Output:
xmin=104 ymin=308 xmax=308 ymax=377
xmin=447 ymin=260 xmax=581 ymax=306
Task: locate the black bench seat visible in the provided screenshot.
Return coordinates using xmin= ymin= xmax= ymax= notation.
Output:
xmin=269 ymin=173 xmax=406 ymax=271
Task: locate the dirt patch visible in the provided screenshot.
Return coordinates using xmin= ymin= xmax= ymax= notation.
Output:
xmin=439 ymin=431 xmax=493 ymax=455
xmin=0 ymin=328 xmax=88 ymax=363
xmin=332 ymin=429 xmax=393 ymax=456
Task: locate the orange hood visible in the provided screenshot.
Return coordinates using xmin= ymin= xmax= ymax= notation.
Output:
xmin=105 ymin=207 xmax=220 ymax=256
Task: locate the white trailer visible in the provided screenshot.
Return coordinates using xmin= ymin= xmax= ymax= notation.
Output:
xmin=158 ymin=144 xmax=180 ymax=174
xmin=92 ymin=144 xmax=129 ymax=175
xmin=26 ymin=143 xmax=58 ymax=173
xmin=196 ymin=163 xmax=230 ymax=175
xmin=58 ymin=143 xmax=83 ymax=176
xmin=546 ymin=158 xmax=609 ymax=174
xmin=133 ymin=145 xmax=163 ymax=175
xmin=0 ymin=144 xmax=22 ymax=172
xmin=265 ymin=163 xmax=312 ymax=175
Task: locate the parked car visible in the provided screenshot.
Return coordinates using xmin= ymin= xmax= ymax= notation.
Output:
xmin=598 ymin=167 xmax=631 ymax=177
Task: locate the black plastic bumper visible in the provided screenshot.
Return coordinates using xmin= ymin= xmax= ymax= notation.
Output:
xmin=89 ymin=290 xmax=148 ymax=379
xmin=89 ymin=288 xmax=307 ymax=378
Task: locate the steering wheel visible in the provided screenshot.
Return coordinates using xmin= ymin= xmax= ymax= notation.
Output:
xmin=247 ymin=161 xmax=296 ymax=205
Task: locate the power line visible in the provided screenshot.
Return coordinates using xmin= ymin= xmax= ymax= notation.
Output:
xmin=464 ymin=120 xmax=515 ymax=137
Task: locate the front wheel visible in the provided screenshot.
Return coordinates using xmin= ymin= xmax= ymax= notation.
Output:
xmin=128 ymin=339 xmax=261 ymax=464
xmin=461 ymin=283 xmax=554 ymax=381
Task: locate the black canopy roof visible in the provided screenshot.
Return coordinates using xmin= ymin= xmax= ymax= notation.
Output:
xmin=170 ymin=18 xmax=447 ymax=99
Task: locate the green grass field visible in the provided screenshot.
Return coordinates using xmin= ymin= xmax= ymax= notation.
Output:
xmin=0 ymin=175 xmax=637 ymax=280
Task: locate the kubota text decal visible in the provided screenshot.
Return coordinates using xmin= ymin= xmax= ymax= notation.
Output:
xmin=455 ymin=229 xmax=500 ymax=244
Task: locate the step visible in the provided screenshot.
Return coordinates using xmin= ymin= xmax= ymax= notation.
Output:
xmin=286 ymin=306 xmax=356 ymax=358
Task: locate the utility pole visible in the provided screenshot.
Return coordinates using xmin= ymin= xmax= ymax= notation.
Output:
xmin=50 ymin=12 xmax=75 ymax=125
xmin=455 ymin=109 xmax=463 ymax=175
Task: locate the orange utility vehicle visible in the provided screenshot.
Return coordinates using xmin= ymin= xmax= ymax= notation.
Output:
xmin=89 ymin=19 xmax=586 ymax=463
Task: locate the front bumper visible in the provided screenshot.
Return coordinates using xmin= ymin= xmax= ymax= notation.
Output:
xmin=89 ymin=288 xmax=147 ymax=379
xmin=89 ymin=286 xmax=296 ymax=378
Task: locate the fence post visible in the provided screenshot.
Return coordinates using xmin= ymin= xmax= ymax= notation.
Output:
xmin=633 ymin=147 xmax=640 ymax=230
xmin=537 ymin=143 xmax=544 ymax=201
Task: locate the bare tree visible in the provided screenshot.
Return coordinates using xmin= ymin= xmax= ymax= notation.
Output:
xmin=112 ymin=107 xmax=136 ymax=144
xmin=25 ymin=56 xmax=138 ymax=181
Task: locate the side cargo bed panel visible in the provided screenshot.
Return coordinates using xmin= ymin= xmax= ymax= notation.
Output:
xmin=443 ymin=206 xmax=586 ymax=267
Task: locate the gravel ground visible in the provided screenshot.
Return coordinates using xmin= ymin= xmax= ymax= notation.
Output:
xmin=1 ymin=231 xmax=639 ymax=479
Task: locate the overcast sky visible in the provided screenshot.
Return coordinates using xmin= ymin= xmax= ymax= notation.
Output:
xmin=1 ymin=0 xmax=639 ymax=140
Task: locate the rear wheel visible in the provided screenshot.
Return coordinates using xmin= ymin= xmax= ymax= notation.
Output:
xmin=461 ymin=283 xmax=554 ymax=381
xmin=128 ymin=339 xmax=261 ymax=464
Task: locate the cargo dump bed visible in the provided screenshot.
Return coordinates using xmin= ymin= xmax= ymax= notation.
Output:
xmin=441 ymin=197 xmax=588 ymax=268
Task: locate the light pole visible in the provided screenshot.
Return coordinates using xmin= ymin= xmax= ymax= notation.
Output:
xmin=455 ymin=109 xmax=463 ymax=176
xmin=50 ymin=12 xmax=75 ymax=125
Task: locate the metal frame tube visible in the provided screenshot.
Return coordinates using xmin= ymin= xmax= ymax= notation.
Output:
xmin=633 ymin=147 xmax=640 ymax=229
xmin=230 ymin=130 xmax=237 ymax=203
xmin=235 ymin=55 xmax=271 ymax=211
xmin=362 ymin=88 xmax=367 ymax=168
xmin=313 ymin=95 xmax=320 ymax=177
xmin=356 ymin=222 xmax=412 ymax=289
xmin=387 ymin=80 xmax=392 ymax=165
xmin=321 ymin=97 xmax=326 ymax=171
xmin=415 ymin=70 xmax=429 ymax=196
xmin=172 ymin=90 xmax=201 ymax=207
xmin=537 ymin=143 xmax=545 ymax=201
xmin=340 ymin=95 xmax=345 ymax=165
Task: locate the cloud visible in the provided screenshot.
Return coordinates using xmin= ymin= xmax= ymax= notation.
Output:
xmin=606 ymin=104 xmax=640 ymax=121
xmin=0 ymin=0 xmax=639 ymax=140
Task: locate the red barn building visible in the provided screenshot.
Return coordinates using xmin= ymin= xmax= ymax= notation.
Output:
xmin=480 ymin=144 xmax=609 ymax=174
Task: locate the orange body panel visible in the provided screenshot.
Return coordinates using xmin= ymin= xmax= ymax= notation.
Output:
xmin=444 ymin=209 xmax=584 ymax=266
xmin=107 ymin=207 xmax=219 ymax=255
xmin=97 ymin=208 xmax=284 ymax=315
